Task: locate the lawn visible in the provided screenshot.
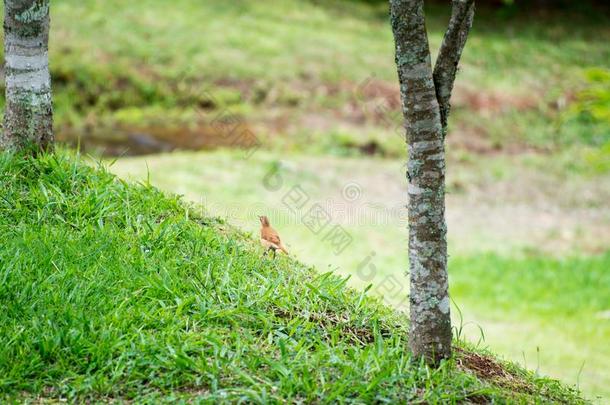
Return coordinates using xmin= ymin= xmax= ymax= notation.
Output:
xmin=1 ymin=0 xmax=608 ymax=401
xmin=0 ymin=151 xmax=587 ymax=403
xmin=0 ymin=0 xmax=607 ymax=152
xmin=110 ymin=149 xmax=610 ymax=400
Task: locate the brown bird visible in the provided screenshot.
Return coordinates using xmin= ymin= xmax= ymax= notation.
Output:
xmin=259 ymin=215 xmax=288 ymax=258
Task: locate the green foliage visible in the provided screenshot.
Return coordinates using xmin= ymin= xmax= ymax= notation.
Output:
xmin=558 ymin=68 xmax=610 ymax=146
xmin=582 ymin=141 xmax=610 ymax=173
xmin=581 ymin=68 xmax=610 ymax=122
xmin=0 ymin=151 xmax=586 ymax=403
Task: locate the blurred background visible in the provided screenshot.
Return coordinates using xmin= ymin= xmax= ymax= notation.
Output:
xmin=1 ymin=0 xmax=608 ymax=400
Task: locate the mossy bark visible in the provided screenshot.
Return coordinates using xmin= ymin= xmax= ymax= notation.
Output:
xmin=390 ymin=0 xmax=474 ymax=365
xmin=1 ymin=0 xmax=53 ymax=151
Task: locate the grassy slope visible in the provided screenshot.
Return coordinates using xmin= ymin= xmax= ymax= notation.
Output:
xmin=110 ymin=149 xmax=610 ymax=400
xmin=0 ymin=152 xmax=586 ymax=403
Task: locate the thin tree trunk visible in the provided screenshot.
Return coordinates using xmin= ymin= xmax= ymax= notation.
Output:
xmin=1 ymin=0 xmax=53 ymax=151
xmin=390 ymin=0 xmax=474 ymax=365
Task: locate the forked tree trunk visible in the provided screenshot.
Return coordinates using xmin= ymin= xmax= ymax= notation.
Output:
xmin=1 ymin=0 xmax=53 ymax=151
xmin=390 ymin=0 xmax=474 ymax=365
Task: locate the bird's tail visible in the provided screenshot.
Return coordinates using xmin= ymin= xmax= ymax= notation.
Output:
xmin=279 ymin=243 xmax=289 ymax=255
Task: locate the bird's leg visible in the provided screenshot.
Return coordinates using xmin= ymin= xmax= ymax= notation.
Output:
xmin=262 ymin=248 xmax=269 ymax=257
xmin=272 ymin=248 xmax=277 ymax=259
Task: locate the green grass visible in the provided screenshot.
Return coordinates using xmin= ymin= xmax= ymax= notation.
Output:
xmin=1 ymin=0 xmax=608 ymax=401
xmin=451 ymin=253 xmax=610 ymax=400
xmin=0 ymin=151 xmax=588 ymax=403
xmin=451 ymin=253 xmax=610 ymax=319
xmin=109 ymin=148 xmax=610 ymax=401
xmin=0 ymin=0 xmax=608 ymax=152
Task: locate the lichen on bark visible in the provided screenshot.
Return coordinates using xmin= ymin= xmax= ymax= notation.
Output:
xmin=1 ymin=0 xmax=53 ymax=152
xmin=390 ymin=0 xmax=474 ymax=365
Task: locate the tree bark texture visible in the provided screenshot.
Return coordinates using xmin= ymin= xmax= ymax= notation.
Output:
xmin=1 ymin=0 xmax=53 ymax=151
xmin=390 ymin=0 xmax=474 ymax=365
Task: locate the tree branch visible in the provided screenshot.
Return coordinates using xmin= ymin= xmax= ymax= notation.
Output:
xmin=433 ymin=0 xmax=475 ymax=131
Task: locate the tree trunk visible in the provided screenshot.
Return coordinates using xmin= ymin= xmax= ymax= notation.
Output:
xmin=1 ymin=0 xmax=53 ymax=151
xmin=390 ymin=0 xmax=474 ymax=365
